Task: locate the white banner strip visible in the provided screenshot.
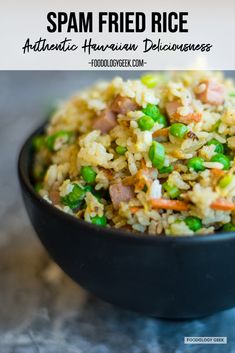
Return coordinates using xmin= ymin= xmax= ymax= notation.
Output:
xmin=0 ymin=0 xmax=234 ymax=70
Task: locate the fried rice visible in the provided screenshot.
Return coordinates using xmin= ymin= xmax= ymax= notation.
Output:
xmin=32 ymin=71 xmax=235 ymax=236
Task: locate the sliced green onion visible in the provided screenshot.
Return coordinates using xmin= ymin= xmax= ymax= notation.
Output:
xmin=184 ymin=216 xmax=202 ymax=232
xmin=149 ymin=141 xmax=165 ymax=169
xmin=116 ymin=146 xmax=127 ymax=155
xmin=158 ymin=165 xmax=174 ymax=174
xmin=163 ymin=182 xmax=180 ymax=199
xmin=219 ymin=174 xmax=232 ymax=188
xmin=81 ymin=166 xmax=97 ymax=184
xmin=91 ymin=215 xmax=107 ymax=226
xmin=222 ymin=223 xmax=235 ymax=231
xmin=46 ymin=131 xmax=73 ymax=151
xmin=211 ymin=119 xmax=221 ymax=132
xmin=61 ymin=184 xmax=87 ymax=209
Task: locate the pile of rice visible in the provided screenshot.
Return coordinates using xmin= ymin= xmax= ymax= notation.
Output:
xmin=33 ymin=71 xmax=235 ymax=236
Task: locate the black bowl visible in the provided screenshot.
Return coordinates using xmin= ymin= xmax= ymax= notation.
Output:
xmin=18 ymin=124 xmax=235 ymax=319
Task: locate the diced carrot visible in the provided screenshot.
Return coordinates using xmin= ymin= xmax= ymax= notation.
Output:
xmin=153 ymin=128 xmax=169 ymax=138
xmin=135 ymin=172 xmax=152 ymax=191
xmin=171 ymin=112 xmax=202 ymax=124
xmin=140 ymin=159 xmax=156 ymax=176
xmin=130 ymin=206 xmax=142 ymax=214
xmin=123 ymin=159 xmax=156 ymax=191
xmin=135 ymin=161 xmax=154 ymax=191
xmin=187 ymin=113 xmax=202 ymax=123
xmin=100 ymin=167 xmax=113 ymax=180
xmin=151 ymin=198 xmax=189 ymax=211
xmin=211 ymin=199 xmax=235 ymax=211
xmin=135 ymin=178 xmax=146 ymax=191
xmin=122 ymin=175 xmax=136 ymax=186
xmin=141 ymin=159 xmax=147 ymax=169
xmin=210 ymin=168 xmax=225 ymax=188
xmin=211 ymin=168 xmax=225 ymax=177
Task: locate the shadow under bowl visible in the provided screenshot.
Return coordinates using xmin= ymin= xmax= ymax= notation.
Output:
xmin=18 ymin=124 xmax=235 ymax=319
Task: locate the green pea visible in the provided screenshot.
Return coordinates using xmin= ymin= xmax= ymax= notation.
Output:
xmin=211 ymin=154 xmax=231 ymax=170
xmin=207 ymin=139 xmax=224 ymax=153
xmin=138 ymin=115 xmax=155 ymax=131
xmin=81 ymin=166 xmax=97 ymax=183
xmin=187 ymin=157 xmax=205 ymax=172
xmin=222 ymin=223 xmax=235 ymax=231
xmin=169 ymin=123 xmax=188 ymax=139
xmin=163 ymin=182 xmax=180 ymax=199
xmin=149 ymin=141 xmax=165 ymax=169
xmin=46 ymin=131 xmax=73 ymax=151
xmin=158 ymin=165 xmax=174 ymax=174
xmin=184 ymin=216 xmax=202 ymax=232
xmin=116 ymin=146 xmax=127 ymax=155
xmin=61 ymin=184 xmax=87 ymax=209
xmin=142 ymin=104 xmax=168 ymax=126
xmin=141 ymin=74 xmax=158 ymax=88
xmin=91 ymin=215 xmax=107 ymax=226
xmin=219 ymin=174 xmax=232 ymax=188
xmin=142 ymin=104 xmax=160 ymax=119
